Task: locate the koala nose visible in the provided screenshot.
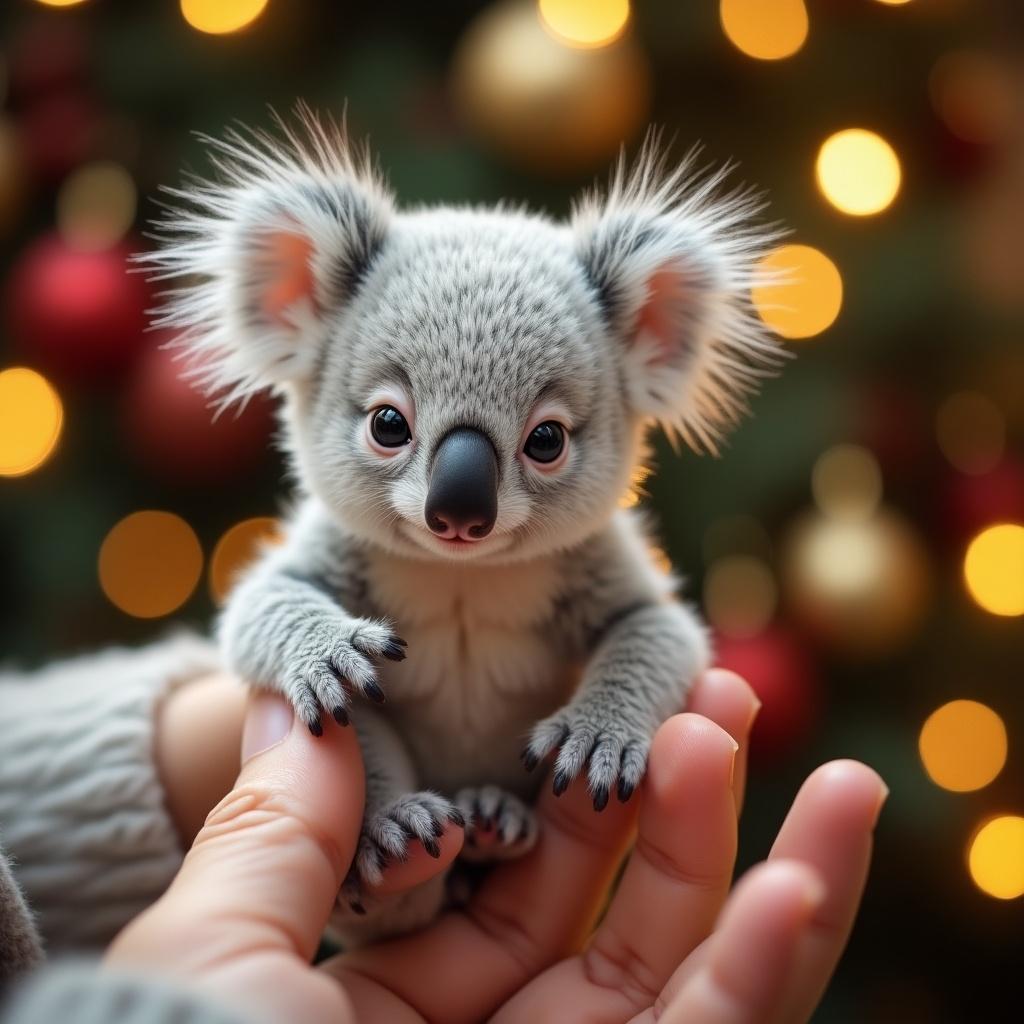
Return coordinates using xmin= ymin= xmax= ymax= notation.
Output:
xmin=425 ymin=427 xmax=498 ymax=541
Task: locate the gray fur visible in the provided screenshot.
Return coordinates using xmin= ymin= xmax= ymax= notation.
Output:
xmin=141 ymin=108 xmax=782 ymax=943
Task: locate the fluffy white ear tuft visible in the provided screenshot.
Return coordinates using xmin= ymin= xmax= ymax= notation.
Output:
xmin=139 ymin=106 xmax=393 ymax=408
xmin=573 ymin=139 xmax=785 ymax=453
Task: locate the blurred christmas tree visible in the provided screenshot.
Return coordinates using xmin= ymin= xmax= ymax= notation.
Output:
xmin=1 ymin=2 xmax=1022 ymax=1020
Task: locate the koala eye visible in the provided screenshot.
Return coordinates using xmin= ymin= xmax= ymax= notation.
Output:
xmin=523 ymin=421 xmax=565 ymax=464
xmin=369 ymin=406 xmax=411 ymax=448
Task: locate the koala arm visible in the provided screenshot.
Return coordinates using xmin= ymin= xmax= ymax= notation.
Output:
xmin=219 ymin=498 xmax=405 ymax=734
xmin=524 ymin=512 xmax=710 ymax=809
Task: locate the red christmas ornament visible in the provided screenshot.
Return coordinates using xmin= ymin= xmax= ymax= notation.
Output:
xmin=5 ymin=234 xmax=151 ymax=381
xmin=122 ymin=339 xmax=274 ymax=484
xmin=714 ymin=626 xmax=819 ymax=763
xmin=943 ymin=458 xmax=1024 ymax=543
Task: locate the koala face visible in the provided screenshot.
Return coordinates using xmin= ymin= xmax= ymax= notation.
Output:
xmin=144 ymin=109 xmax=781 ymax=563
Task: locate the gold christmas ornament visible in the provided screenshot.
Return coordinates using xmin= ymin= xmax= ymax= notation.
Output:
xmin=451 ymin=0 xmax=651 ymax=175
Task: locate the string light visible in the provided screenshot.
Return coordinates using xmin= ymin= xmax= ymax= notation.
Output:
xmin=753 ymin=244 xmax=842 ymax=340
xmin=919 ymin=700 xmax=1007 ymax=792
xmin=704 ymin=555 xmax=777 ymax=638
xmin=719 ymin=0 xmax=808 ymax=62
xmin=180 ymin=0 xmax=268 ymax=35
xmin=816 ymin=129 xmax=901 ymax=216
xmin=99 ymin=511 xmax=203 ymax=618
xmin=968 ymin=816 xmax=1024 ymax=900
xmin=0 ymin=368 xmax=63 ymax=477
xmin=963 ymin=523 xmax=1024 ymax=617
xmin=209 ymin=517 xmax=281 ymax=604
xmin=538 ymin=0 xmax=630 ymax=49
xmin=57 ymin=161 xmax=137 ymax=251
xmin=935 ymin=391 xmax=1005 ymax=476
xmin=812 ymin=444 xmax=882 ymax=522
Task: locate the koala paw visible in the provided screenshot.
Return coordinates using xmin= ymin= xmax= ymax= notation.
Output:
xmin=340 ymin=792 xmax=465 ymax=912
xmin=454 ymin=785 xmax=538 ymax=863
xmin=523 ymin=707 xmax=651 ymax=812
xmin=283 ymin=617 xmax=406 ymax=736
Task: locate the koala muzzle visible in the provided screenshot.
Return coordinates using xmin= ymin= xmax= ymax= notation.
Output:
xmin=425 ymin=427 xmax=498 ymax=541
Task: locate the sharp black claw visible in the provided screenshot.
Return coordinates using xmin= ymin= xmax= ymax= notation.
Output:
xmin=430 ymin=818 xmax=445 ymax=839
xmin=392 ymin=635 xmax=408 ymax=648
xmin=424 ymin=838 xmax=441 ymax=858
xmin=552 ymin=770 xmax=571 ymax=797
xmin=350 ymin=901 xmax=367 ymax=916
xmin=364 ymin=681 xmax=386 ymax=704
xmin=592 ymin=785 xmax=610 ymax=812
xmin=382 ymin=640 xmax=407 ymax=662
xmin=332 ymin=705 xmax=350 ymax=727
xmin=307 ymin=717 xmax=324 ymax=738
xmin=517 ymin=819 xmax=531 ymax=842
xmin=617 ymin=778 xmax=636 ymax=803
xmin=521 ymin=749 xmax=540 ymax=772
xmin=447 ymin=808 xmax=466 ymax=828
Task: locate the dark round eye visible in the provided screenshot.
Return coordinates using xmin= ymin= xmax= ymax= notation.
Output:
xmin=523 ymin=421 xmax=565 ymax=464
xmin=370 ymin=406 xmax=411 ymax=448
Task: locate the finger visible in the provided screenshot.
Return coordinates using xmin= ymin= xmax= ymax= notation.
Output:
xmin=656 ymin=861 xmax=825 ymax=1024
xmin=371 ymin=821 xmax=464 ymax=896
xmin=687 ymin=669 xmax=760 ymax=812
xmin=333 ymin=764 xmax=639 ymax=1024
xmin=769 ymin=760 xmax=887 ymax=1022
xmin=109 ymin=693 xmax=365 ymax=971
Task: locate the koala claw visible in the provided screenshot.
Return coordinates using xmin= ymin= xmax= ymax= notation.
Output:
xmin=455 ymin=785 xmax=537 ymax=862
xmin=525 ymin=709 xmax=651 ymax=811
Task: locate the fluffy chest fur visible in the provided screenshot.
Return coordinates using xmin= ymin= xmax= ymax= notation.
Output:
xmin=364 ymin=551 xmax=577 ymax=793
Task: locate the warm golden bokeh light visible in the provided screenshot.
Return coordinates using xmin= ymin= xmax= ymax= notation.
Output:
xmin=812 ymin=444 xmax=883 ymax=522
xmin=538 ymin=0 xmax=630 ymax=49
xmin=33 ymin=0 xmax=89 ymax=7
xmin=0 ymin=368 xmax=64 ymax=477
xmin=99 ymin=511 xmax=203 ymax=618
xmin=964 ymin=524 xmax=1024 ymax=617
xmin=753 ymin=244 xmax=842 ymax=340
xmin=180 ymin=0 xmax=268 ymax=34
xmin=919 ymin=700 xmax=1007 ymax=793
xmin=816 ymin=129 xmax=901 ymax=216
xmin=719 ymin=0 xmax=808 ymax=61
xmin=936 ymin=391 xmax=1005 ymax=475
xmin=704 ymin=555 xmax=777 ymax=638
xmin=874 ymin=0 xmax=914 ymax=6
xmin=57 ymin=161 xmax=137 ymax=251
xmin=209 ymin=516 xmax=281 ymax=604
xmin=968 ymin=816 xmax=1024 ymax=900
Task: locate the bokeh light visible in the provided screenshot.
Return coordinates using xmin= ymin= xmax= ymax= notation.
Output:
xmin=753 ymin=244 xmax=842 ymax=340
xmin=209 ymin=516 xmax=281 ymax=604
xmin=874 ymin=0 xmax=914 ymax=6
xmin=33 ymin=1 xmax=89 ymax=7
xmin=538 ymin=0 xmax=630 ymax=49
xmin=180 ymin=0 xmax=269 ymax=35
xmin=719 ymin=0 xmax=808 ymax=61
xmin=0 ymin=368 xmax=64 ymax=477
xmin=99 ymin=511 xmax=203 ymax=618
xmin=919 ymin=700 xmax=1007 ymax=792
xmin=57 ymin=161 xmax=137 ymax=251
xmin=936 ymin=391 xmax=1006 ymax=476
xmin=812 ymin=444 xmax=883 ymax=522
xmin=968 ymin=816 xmax=1024 ymax=900
xmin=964 ymin=524 xmax=1024 ymax=617
xmin=704 ymin=555 xmax=777 ymax=638
xmin=816 ymin=129 xmax=901 ymax=216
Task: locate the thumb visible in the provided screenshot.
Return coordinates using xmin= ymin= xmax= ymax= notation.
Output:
xmin=110 ymin=693 xmax=365 ymax=969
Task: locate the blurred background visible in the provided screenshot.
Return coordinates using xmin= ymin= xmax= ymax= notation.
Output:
xmin=1 ymin=0 xmax=1022 ymax=1018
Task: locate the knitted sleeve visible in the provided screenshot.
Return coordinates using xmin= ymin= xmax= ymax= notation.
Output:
xmin=0 ymin=633 xmax=221 ymax=952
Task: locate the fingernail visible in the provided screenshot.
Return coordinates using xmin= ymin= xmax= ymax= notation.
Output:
xmin=728 ymin=737 xmax=739 ymax=787
xmin=241 ymin=694 xmax=294 ymax=763
xmin=871 ymin=781 xmax=890 ymax=827
xmin=748 ymin=696 xmax=763 ymax=730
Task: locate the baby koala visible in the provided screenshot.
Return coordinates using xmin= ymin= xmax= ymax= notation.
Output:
xmin=144 ymin=110 xmax=781 ymax=943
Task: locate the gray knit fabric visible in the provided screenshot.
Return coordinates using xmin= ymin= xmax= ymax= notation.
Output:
xmin=0 ymin=633 xmax=221 ymax=952
xmin=3 ymin=962 xmax=253 ymax=1024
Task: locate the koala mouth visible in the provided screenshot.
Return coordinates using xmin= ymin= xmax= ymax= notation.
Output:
xmin=400 ymin=520 xmax=510 ymax=561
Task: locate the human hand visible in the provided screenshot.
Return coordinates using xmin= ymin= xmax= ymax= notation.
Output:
xmin=111 ymin=670 xmax=885 ymax=1024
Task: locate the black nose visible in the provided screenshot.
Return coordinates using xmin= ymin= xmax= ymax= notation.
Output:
xmin=425 ymin=427 xmax=498 ymax=540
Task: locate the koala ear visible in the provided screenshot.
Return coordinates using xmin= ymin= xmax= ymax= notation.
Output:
xmin=573 ymin=143 xmax=783 ymax=452
xmin=142 ymin=108 xmax=392 ymax=406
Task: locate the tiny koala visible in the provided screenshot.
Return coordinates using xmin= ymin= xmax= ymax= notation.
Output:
xmin=143 ymin=108 xmax=782 ymax=944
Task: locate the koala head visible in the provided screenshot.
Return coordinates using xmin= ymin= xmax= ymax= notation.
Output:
xmin=144 ymin=110 xmax=782 ymax=565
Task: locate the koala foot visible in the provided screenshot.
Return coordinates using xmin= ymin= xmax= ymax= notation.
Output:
xmin=455 ymin=785 xmax=538 ymax=862
xmin=340 ymin=791 xmax=464 ymax=912
xmin=522 ymin=707 xmax=651 ymax=812
xmin=283 ymin=617 xmax=406 ymax=736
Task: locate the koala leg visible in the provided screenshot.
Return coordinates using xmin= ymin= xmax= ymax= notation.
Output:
xmin=328 ymin=707 xmax=462 ymax=946
xmin=454 ymin=785 xmax=538 ymax=863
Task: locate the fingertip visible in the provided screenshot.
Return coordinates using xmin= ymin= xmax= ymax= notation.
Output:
xmin=649 ymin=713 xmax=739 ymax=791
xmin=803 ymin=760 xmax=889 ymax=828
xmin=372 ymin=821 xmax=464 ymax=896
